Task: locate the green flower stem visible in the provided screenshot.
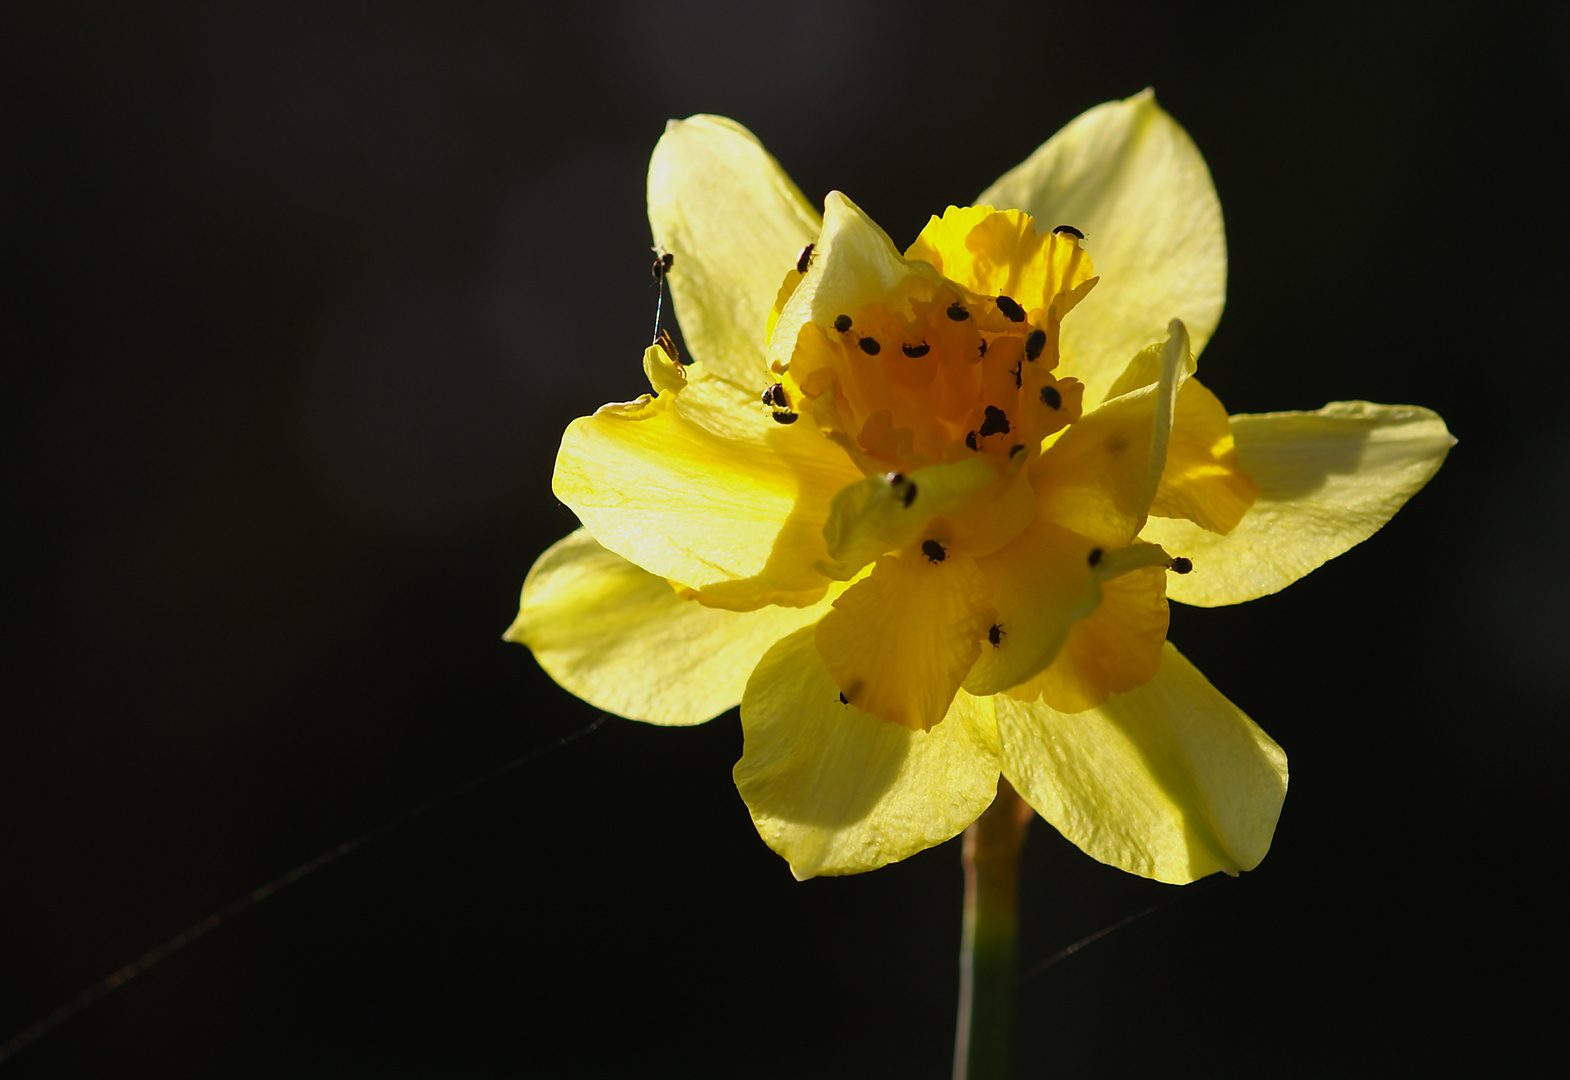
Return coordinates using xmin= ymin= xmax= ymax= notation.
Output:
xmin=953 ymin=776 xmax=1031 ymax=1080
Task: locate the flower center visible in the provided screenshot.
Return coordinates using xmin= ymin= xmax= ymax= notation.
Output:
xmin=772 ymin=276 xmax=1081 ymax=478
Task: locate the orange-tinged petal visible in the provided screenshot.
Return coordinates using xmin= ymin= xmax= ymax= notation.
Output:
xmin=736 ymin=625 xmax=1001 ymax=879
xmin=815 ymin=551 xmax=995 ymax=731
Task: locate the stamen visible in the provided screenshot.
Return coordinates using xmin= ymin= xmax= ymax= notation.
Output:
xmin=1025 ymin=329 xmax=1046 ymax=362
xmin=1039 ymin=385 xmax=1061 ymax=410
xmin=921 ymin=539 xmax=947 ymax=563
xmin=834 ymin=314 xmax=853 ymax=333
xmin=901 ymin=342 xmax=930 ymax=358
xmin=796 ymin=243 xmax=816 ymax=274
xmin=858 ymin=336 xmax=881 ymax=356
xmin=995 ymin=295 xmax=1025 ymax=322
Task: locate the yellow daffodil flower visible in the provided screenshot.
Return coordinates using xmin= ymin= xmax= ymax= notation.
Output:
xmin=506 ymin=91 xmax=1453 ymax=884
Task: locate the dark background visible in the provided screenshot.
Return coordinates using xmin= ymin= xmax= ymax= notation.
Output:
xmin=4 ymin=1 xmax=1564 ymax=1075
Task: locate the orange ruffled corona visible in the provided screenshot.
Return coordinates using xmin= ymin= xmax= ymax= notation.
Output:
xmin=508 ymin=92 xmax=1454 ymax=883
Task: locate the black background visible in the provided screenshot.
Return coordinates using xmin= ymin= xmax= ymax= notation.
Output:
xmin=4 ymin=1 xmax=1565 ymax=1075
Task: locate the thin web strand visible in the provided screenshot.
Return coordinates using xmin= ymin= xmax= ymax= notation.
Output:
xmin=1018 ymin=874 xmax=1223 ymax=983
xmin=0 ymin=714 xmax=610 ymax=1066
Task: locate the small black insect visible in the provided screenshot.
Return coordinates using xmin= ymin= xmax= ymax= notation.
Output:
xmin=947 ymin=301 xmax=969 ymax=321
xmin=797 ymin=243 xmax=815 ymax=274
xmin=859 ymin=336 xmax=881 ymax=356
xmin=1025 ymin=328 xmax=1046 ymax=362
xmin=1052 ymin=225 xmax=1085 ymax=239
xmin=979 ymin=405 xmax=1010 ymax=437
xmin=965 ymin=431 xmax=979 ymax=451
xmin=922 ymin=539 xmax=947 ymax=563
xmin=1039 ymin=384 xmax=1061 ymax=409
xmin=987 ymin=624 xmax=1005 ymax=648
xmin=1171 ymin=557 xmax=1193 ymax=575
xmin=902 ymin=342 xmax=930 ymax=358
xmin=995 ymin=295 xmax=1025 ymax=322
xmin=838 ymin=691 xmax=850 ymax=705
xmin=978 ymin=339 xmax=988 ymax=357
xmin=1009 ymin=444 xmax=1024 ymax=458
xmin=1087 ymin=547 xmax=1103 ymax=567
xmin=834 ymin=314 xmax=853 ymax=333
xmin=761 ymin=383 xmax=789 ymax=408
xmin=652 ymin=250 xmax=675 ymax=278
xmin=771 ymin=411 xmax=799 ymax=425
xmin=1010 ymin=362 xmax=1022 ymax=389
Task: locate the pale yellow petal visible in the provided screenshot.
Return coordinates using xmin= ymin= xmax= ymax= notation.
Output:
xmin=998 ymin=641 xmax=1287 ymax=884
xmin=553 ymin=356 xmax=863 ymax=607
xmin=506 ymin=530 xmax=840 ymax=725
xmin=815 ymin=551 xmax=995 ymax=731
xmin=648 ymin=115 xmax=822 ymax=387
xmin=1139 ymin=402 xmax=1455 ymax=606
xmin=978 ymin=90 xmax=1226 ymax=406
xmin=735 ymin=626 xmax=1001 ymax=879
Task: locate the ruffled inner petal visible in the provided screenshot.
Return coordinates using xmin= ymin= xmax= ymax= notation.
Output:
xmin=736 ymin=625 xmax=1001 ymax=879
xmin=815 ymin=551 xmax=996 ymax=731
xmin=997 ymin=641 xmax=1288 ymax=884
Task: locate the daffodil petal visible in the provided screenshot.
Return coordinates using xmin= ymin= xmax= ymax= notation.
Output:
xmin=1005 ymin=567 xmax=1170 ymax=713
xmin=767 ymin=191 xmax=947 ymax=376
xmin=815 ymin=551 xmax=996 ymax=731
xmin=1032 ymin=321 xmax=1189 ymax=546
xmin=649 ymin=115 xmax=822 ymax=388
xmin=553 ymin=356 xmax=863 ymax=606
xmin=1150 ymin=377 xmax=1260 ymax=534
xmin=1139 ymin=401 xmax=1455 ymax=606
xmin=506 ymin=529 xmax=841 ymax=725
xmin=998 ymin=641 xmax=1287 ymax=883
xmin=736 ymin=625 xmax=1001 ymax=879
xmin=978 ymin=90 xmax=1226 ymax=405
xmin=964 ymin=515 xmax=1100 ymax=695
